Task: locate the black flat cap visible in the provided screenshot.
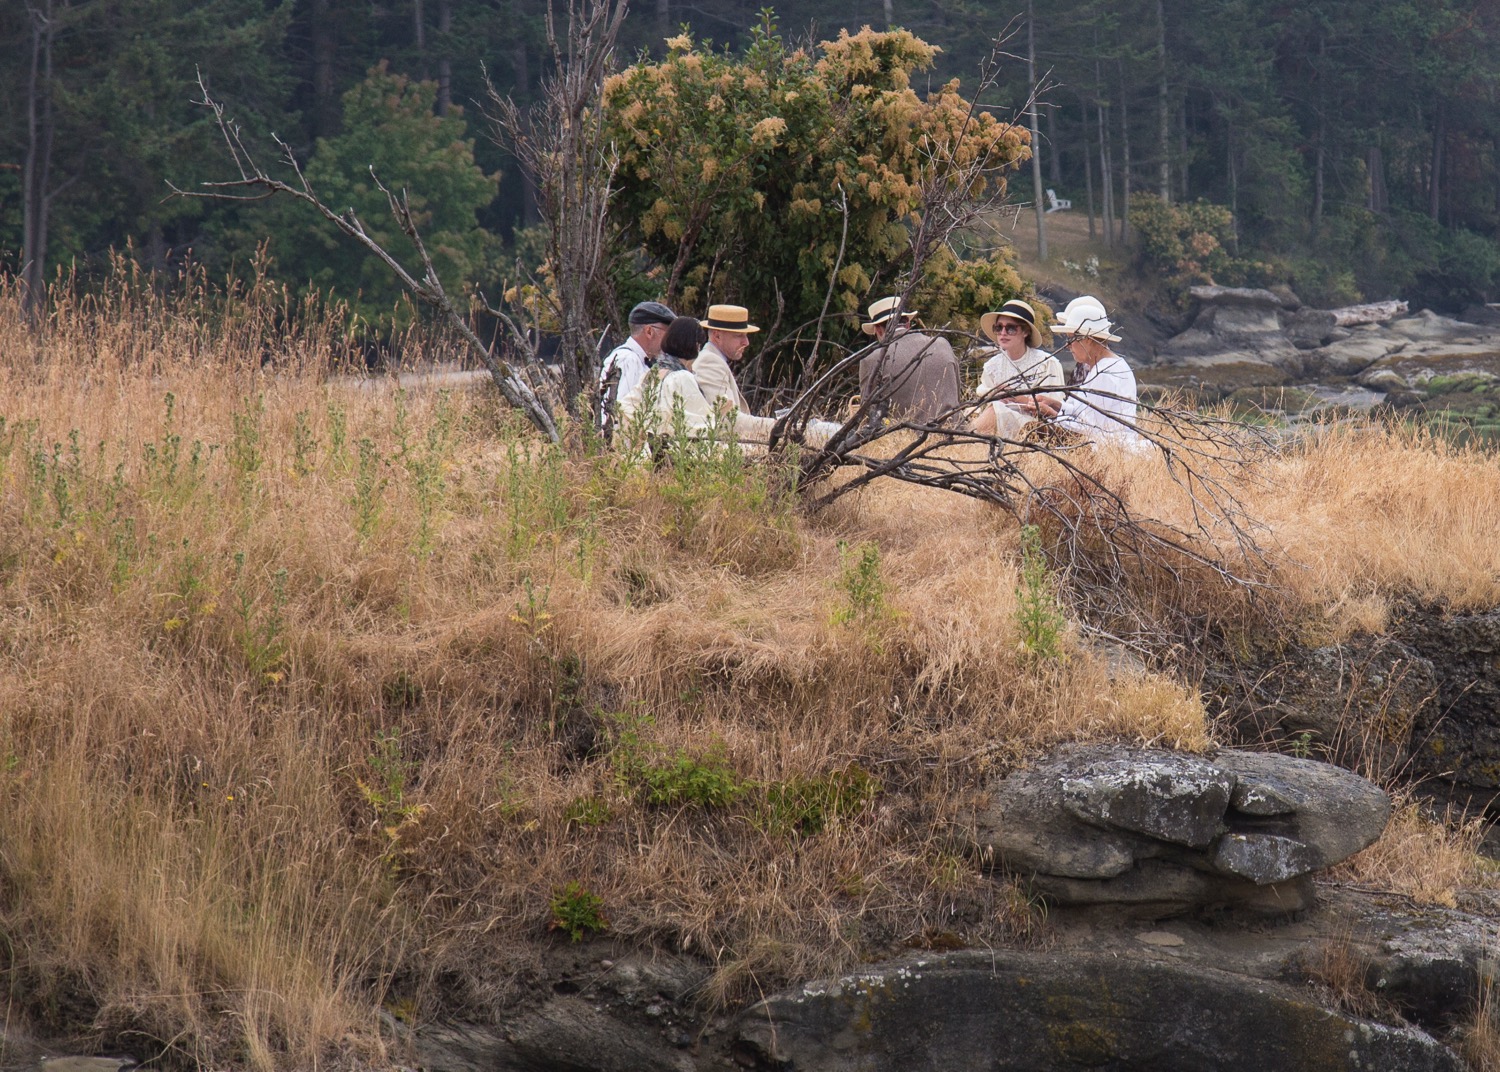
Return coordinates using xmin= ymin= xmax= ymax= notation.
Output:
xmin=628 ymin=301 xmax=677 ymax=327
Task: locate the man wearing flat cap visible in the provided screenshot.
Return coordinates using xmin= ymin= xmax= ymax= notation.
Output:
xmin=857 ymin=296 xmax=960 ymax=424
xmin=599 ymin=300 xmax=676 ymax=436
xmin=693 ymin=304 xmax=758 ymax=416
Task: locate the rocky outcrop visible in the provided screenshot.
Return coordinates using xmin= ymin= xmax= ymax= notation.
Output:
xmin=734 ymin=949 xmax=1464 ymax=1072
xmin=1142 ymin=294 xmax=1500 ymax=415
xmin=1213 ymin=607 xmax=1500 ymax=812
xmin=1157 ymin=287 xmax=1307 ymax=376
xmin=1399 ymin=606 xmax=1500 ymax=809
xmin=412 ymin=952 xmax=710 ymax=1072
xmin=1208 ymin=633 xmax=1437 ymax=781
xmin=971 ymin=745 xmax=1389 ymax=915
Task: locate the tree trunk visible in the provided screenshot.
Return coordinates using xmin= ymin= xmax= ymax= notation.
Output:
xmin=655 ymin=0 xmax=669 ymax=49
xmin=1047 ymin=104 xmax=1061 ymax=186
xmin=1179 ymin=96 xmax=1188 ymax=200
xmin=413 ymin=0 xmax=425 ymax=62
xmin=1156 ymin=0 xmax=1169 ymax=201
xmin=1028 ymin=0 xmax=1047 ymax=261
xmin=22 ymin=0 xmax=56 ymax=325
xmin=1083 ymin=96 xmax=1096 ymax=240
xmin=311 ymin=0 xmax=339 ymax=137
xmin=1429 ymin=100 xmax=1444 ymax=223
xmin=1367 ymin=145 xmax=1387 ymax=213
xmin=511 ymin=40 xmax=538 ymax=226
xmin=1119 ymin=62 xmax=1131 ymax=244
xmin=883 ymin=0 xmax=893 ymax=29
xmin=1098 ymin=97 xmax=1114 ymax=248
xmin=435 ymin=0 xmax=451 ymax=115
xmin=1227 ymin=123 xmax=1240 ymax=251
xmin=1312 ymin=117 xmax=1325 ymax=246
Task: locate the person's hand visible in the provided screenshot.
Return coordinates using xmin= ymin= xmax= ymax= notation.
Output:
xmin=1011 ymin=394 xmax=1061 ymax=418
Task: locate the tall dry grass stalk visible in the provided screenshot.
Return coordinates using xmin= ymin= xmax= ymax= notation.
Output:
xmin=0 ymin=268 xmax=1496 ymax=1066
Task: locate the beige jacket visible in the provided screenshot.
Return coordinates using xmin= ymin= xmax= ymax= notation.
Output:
xmin=692 ymin=342 xmax=751 ymax=414
xmin=617 ymin=368 xmax=774 ymax=444
xmin=858 ymin=329 xmax=960 ymax=423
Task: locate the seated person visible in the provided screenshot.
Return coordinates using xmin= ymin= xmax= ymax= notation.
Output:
xmin=1011 ymin=295 xmax=1140 ymax=446
xmin=857 ymin=296 xmax=960 ymax=424
xmin=967 ymin=298 xmax=1064 ymax=438
xmin=617 ymin=315 xmax=841 ymax=450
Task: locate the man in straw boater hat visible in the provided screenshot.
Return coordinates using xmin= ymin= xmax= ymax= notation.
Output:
xmin=968 ymin=297 xmax=1065 ymax=439
xmin=857 ymin=295 xmax=960 ymax=424
xmin=598 ymin=300 xmax=677 ymax=438
xmin=692 ymin=304 xmax=758 ymax=417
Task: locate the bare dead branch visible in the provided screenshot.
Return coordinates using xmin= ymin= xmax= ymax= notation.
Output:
xmin=169 ymin=73 xmax=562 ymax=441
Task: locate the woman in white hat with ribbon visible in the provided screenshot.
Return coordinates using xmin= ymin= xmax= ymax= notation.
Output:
xmin=1015 ymin=295 xmax=1139 ymax=444
xmin=969 ymin=298 xmax=1064 ymax=438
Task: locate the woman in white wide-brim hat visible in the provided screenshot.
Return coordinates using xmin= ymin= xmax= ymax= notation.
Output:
xmin=968 ymin=298 xmax=1064 ymax=438
xmin=1014 ymin=295 xmax=1139 ymax=444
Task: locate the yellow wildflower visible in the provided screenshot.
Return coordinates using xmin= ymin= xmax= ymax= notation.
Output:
xmin=751 ymin=116 xmax=787 ymax=146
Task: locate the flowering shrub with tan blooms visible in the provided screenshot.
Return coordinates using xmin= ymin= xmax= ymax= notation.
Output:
xmin=602 ymin=20 xmax=1029 ymax=348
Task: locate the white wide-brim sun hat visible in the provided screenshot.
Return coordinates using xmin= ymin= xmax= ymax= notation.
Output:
xmin=1053 ymin=295 xmax=1121 ymax=342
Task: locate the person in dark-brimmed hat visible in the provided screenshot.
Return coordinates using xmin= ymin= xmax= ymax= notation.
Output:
xmin=693 ymin=304 xmax=760 ymax=416
xmin=856 ymin=295 xmax=960 ymax=423
xmin=599 ymin=300 xmax=677 ymax=436
xmin=970 ymin=298 xmax=1064 ymax=438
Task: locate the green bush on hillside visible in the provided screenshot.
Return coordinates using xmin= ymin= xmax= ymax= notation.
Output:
xmin=1129 ymin=194 xmax=1273 ymax=299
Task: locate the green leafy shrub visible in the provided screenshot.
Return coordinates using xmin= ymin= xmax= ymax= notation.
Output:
xmin=602 ymin=19 xmax=1027 ymax=363
xmin=832 ymin=540 xmax=890 ymax=625
xmin=260 ymin=62 xmax=499 ymax=331
xmin=637 ymin=747 xmax=748 ymax=809
xmin=1129 ymin=194 xmax=1273 ymax=297
xmin=548 ymin=882 xmax=607 ymax=941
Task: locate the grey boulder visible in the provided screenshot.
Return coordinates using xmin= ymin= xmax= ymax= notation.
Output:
xmin=973 ymin=745 xmax=1389 ymax=913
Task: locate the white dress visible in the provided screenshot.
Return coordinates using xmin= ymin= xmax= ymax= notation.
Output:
xmin=978 ymin=346 xmax=1065 ymax=438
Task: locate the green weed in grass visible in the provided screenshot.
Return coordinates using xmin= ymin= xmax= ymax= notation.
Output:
xmin=548 ymin=882 xmax=607 ymax=941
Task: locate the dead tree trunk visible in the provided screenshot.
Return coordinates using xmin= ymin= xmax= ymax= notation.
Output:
xmin=1083 ymin=96 xmax=1096 ymax=240
xmin=1119 ymin=61 xmax=1131 ymax=245
xmin=1429 ymin=100 xmax=1444 ymax=224
xmin=1028 ymin=0 xmax=1047 ymax=261
xmin=1098 ymin=97 xmax=1114 ymax=248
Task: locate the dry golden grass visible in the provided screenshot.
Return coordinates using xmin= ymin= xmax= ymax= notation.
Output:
xmin=1464 ymin=982 xmax=1500 ymax=1072
xmin=1329 ymin=796 xmax=1496 ymax=908
xmin=0 ymin=270 xmax=1497 ymax=1067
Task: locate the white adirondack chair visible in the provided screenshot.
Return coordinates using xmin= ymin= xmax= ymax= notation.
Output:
xmin=1045 ymin=189 xmax=1072 ymax=213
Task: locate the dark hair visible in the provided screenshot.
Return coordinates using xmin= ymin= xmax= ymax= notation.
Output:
xmin=660 ymin=316 xmax=707 ymax=362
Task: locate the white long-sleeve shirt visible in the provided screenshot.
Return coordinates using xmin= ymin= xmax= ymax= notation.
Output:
xmin=1055 ymin=353 xmax=1140 ymax=444
xmin=599 ymin=336 xmax=651 ymax=428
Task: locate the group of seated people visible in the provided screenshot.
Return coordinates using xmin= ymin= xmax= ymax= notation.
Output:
xmin=597 ymin=292 xmax=1140 ymax=452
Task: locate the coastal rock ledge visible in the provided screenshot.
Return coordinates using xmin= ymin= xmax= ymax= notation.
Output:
xmin=735 ymin=950 xmax=1462 ymax=1072
xmin=971 ymin=745 xmax=1390 ymax=915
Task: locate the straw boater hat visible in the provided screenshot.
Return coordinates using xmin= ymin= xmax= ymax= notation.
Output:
xmin=861 ymin=296 xmax=919 ymax=336
xmin=1052 ymin=295 xmax=1121 ymax=342
xmin=701 ymin=304 xmax=760 ymax=334
xmin=979 ymin=298 xmax=1044 ymax=349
